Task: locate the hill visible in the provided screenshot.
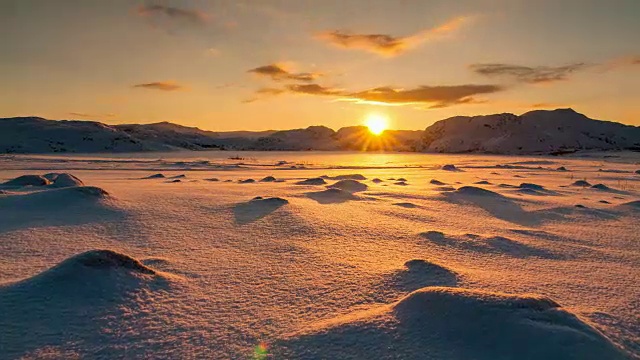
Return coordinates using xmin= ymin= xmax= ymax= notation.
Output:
xmin=419 ymin=108 xmax=640 ymax=154
xmin=1 ymin=109 xmax=638 ymax=154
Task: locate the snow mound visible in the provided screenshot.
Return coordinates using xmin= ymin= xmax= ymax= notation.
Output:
xmin=441 ymin=164 xmax=461 ymax=171
xmin=276 ymin=287 xmax=627 ymax=359
xmin=45 ymin=173 xmax=84 ymax=188
xmin=571 ymin=180 xmax=592 ymax=187
xmin=233 ymin=197 xmax=288 ymax=224
xmin=430 ymin=179 xmax=447 ymax=185
xmin=321 ymin=174 xmax=367 ymax=180
xmin=0 ymin=250 xmax=167 ymax=292
xmin=474 ymin=180 xmax=491 ymax=185
xmin=557 ymin=166 xmax=569 ymax=171
xmin=393 ymin=202 xmax=418 ymax=208
xmin=0 ymin=250 xmax=173 ymax=358
xmin=1 ymin=185 xmax=109 ymax=204
xmin=0 ymin=186 xmax=115 ymax=232
xmin=204 ymin=177 xmax=219 ymax=182
xmin=168 ymin=174 xmax=186 ymax=179
xmin=371 ymin=178 xmax=383 ymax=183
xmin=238 ymin=179 xmax=256 ymax=184
xmin=166 ymin=179 xmax=182 ymax=183
xmin=295 ymin=177 xmax=327 ymax=185
xmin=396 ymin=178 xmax=408 ymax=182
xmin=620 ymin=200 xmax=640 ymax=209
xmin=260 ymin=176 xmax=277 ymax=182
xmin=64 ymin=249 xmax=156 ymax=274
xmin=143 ymin=173 xmax=165 ymax=179
xmin=1 ymin=175 xmax=50 ymax=187
xmin=454 ymin=186 xmax=503 ymax=197
xmin=519 ymin=183 xmax=545 ymax=190
xmin=306 ymin=188 xmax=359 ymax=204
xmin=394 ymin=181 xmax=408 ymax=186
xmin=327 ymin=179 xmax=368 ymax=193
xmin=591 ymin=184 xmax=611 ymax=190
xmin=636 ymin=170 xmax=640 ymax=175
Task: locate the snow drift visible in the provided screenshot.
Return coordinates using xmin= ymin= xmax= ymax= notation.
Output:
xmin=275 ymin=287 xmax=627 ymax=359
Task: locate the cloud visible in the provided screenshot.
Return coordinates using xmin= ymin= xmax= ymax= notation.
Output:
xmin=246 ymin=82 xmax=502 ymax=109
xmin=316 ymin=16 xmax=470 ymax=57
xmin=469 ymin=63 xmax=590 ymax=84
xmin=248 ymin=64 xmax=321 ymax=82
xmin=132 ymin=81 xmax=185 ymax=91
xmin=136 ymin=4 xmax=209 ymax=25
xmin=344 ymin=84 xmax=502 ymax=108
xmin=470 ymin=55 xmax=640 ymax=84
xmin=285 ymin=84 xmax=344 ymax=96
xmin=242 ymin=87 xmax=286 ymax=103
xmin=599 ymin=55 xmax=640 ymax=71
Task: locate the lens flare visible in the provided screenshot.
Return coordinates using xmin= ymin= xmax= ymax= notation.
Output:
xmin=365 ymin=114 xmax=389 ymax=135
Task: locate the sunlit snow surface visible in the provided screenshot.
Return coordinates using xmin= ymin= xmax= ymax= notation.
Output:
xmin=0 ymin=151 xmax=638 ymax=359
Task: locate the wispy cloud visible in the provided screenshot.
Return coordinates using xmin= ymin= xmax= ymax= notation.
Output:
xmin=286 ymin=84 xmax=344 ymax=96
xmin=343 ymin=84 xmax=502 ymax=108
xmin=599 ymin=55 xmax=640 ymax=72
xmin=245 ymin=82 xmax=502 ymax=109
xmin=242 ymin=87 xmax=286 ymax=103
xmin=469 ymin=63 xmax=590 ymax=84
xmin=132 ymin=81 xmax=185 ymax=91
xmin=316 ymin=16 xmax=471 ymax=57
xmin=248 ymin=64 xmax=321 ymax=82
xmin=471 ymin=55 xmax=640 ymax=84
xmin=136 ymin=4 xmax=209 ymax=26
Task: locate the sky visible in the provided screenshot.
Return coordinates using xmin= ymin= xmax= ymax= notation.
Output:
xmin=0 ymin=0 xmax=638 ymax=131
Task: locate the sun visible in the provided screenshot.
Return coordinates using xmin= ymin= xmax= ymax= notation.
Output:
xmin=365 ymin=114 xmax=389 ymax=135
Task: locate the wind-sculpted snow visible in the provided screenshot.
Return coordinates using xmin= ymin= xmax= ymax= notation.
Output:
xmin=0 ymin=185 xmax=117 ymax=233
xmin=321 ymin=174 xmax=367 ymax=180
xmin=0 ymin=152 xmax=638 ymax=358
xmin=275 ymin=287 xmax=627 ymax=359
xmin=43 ymin=173 xmax=84 ymax=188
xmin=1 ymin=175 xmax=50 ymax=187
xmin=0 ymin=250 xmax=176 ymax=358
xmin=327 ymin=179 xmax=368 ymax=193
xmin=296 ymin=177 xmax=327 ymax=185
xmin=233 ymin=197 xmax=289 ymax=224
xmin=306 ymin=188 xmax=360 ymax=204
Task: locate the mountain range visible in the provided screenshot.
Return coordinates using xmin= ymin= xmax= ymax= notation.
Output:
xmin=1 ymin=109 xmax=638 ymax=155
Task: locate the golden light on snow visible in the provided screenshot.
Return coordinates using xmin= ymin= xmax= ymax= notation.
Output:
xmin=365 ymin=114 xmax=389 ymax=135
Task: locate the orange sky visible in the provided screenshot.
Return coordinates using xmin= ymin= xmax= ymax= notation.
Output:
xmin=0 ymin=0 xmax=638 ymax=130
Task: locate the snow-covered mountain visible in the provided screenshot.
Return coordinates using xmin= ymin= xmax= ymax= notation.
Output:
xmin=0 ymin=117 xmax=171 ymax=153
xmin=252 ymin=126 xmax=339 ymax=150
xmin=419 ymin=109 xmax=640 ymax=154
xmin=0 ymin=117 xmax=269 ymax=153
xmin=115 ymin=122 xmax=275 ymax=150
xmin=1 ymin=109 xmax=638 ymax=154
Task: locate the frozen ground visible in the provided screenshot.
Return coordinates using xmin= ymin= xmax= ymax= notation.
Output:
xmin=0 ymin=152 xmax=638 ymax=359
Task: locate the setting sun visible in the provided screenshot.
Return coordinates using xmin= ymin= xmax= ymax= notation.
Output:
xmin=365 ymin=114 xmax=389 ymax=135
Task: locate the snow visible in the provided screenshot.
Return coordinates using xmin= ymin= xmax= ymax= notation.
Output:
xmin=327 ymin=179 xmax=369 ymax=192
xmin=3 ymin=109 xmax=638 ymax=154
xmin=276 ymin=287 xmax=628 ymax=359
xmin=0 ymin=151 xmax=638 ymax=359
xmin=420 ymin=108 xmax=640 ymax=154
